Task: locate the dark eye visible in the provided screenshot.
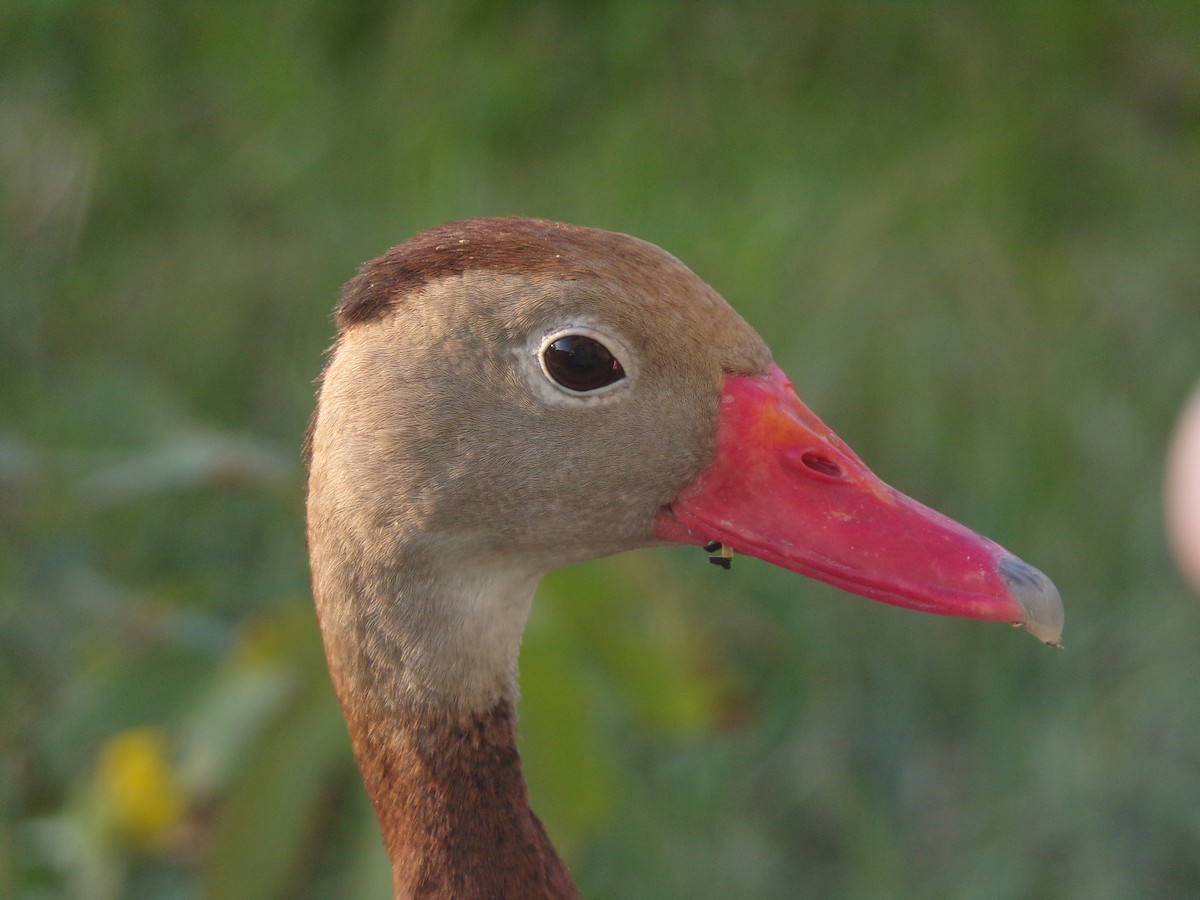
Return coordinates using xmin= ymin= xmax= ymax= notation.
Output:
xmin=542 ymin=334 xmax=626 ymax=393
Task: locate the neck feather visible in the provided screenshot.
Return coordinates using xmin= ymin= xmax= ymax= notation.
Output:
xmin=308 ymin=526 xmax=573 ymax=896
xmin=311 ymin=528 xmax=541 ymax=710
xmin=345 ymin=696 xmax=578 ymax=899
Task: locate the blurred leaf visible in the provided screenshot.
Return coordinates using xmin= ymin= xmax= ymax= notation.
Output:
xmin=519 ymin=593 xmax=618 ymax=859
xmin=80 ymin=431 xmax=294 ymax=507
xmin=176 ymin=663 xmax=296 ymax=799
xmin=201 ymin=666 xmax=347 ymax=900
xmin=40 ymin=643 xmax=213 ymax=783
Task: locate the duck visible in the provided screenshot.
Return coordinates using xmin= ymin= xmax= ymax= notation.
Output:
xmin=305 ymin=216 xmax=1063 ymax=899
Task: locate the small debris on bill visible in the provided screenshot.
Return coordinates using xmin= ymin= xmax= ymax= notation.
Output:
xmin=706 ymin=542 xmax=734 ymax=569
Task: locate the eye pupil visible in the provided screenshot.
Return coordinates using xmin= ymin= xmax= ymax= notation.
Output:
xmin=543 ymin=334 xmax=626 ymax=393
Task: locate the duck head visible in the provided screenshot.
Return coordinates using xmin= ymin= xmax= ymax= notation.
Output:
xmin=307 ymin=217 xmax=1061 ymax=712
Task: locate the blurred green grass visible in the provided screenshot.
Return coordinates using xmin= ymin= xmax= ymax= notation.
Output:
xmin=3 ymin=2 xmax=1199 ymax=897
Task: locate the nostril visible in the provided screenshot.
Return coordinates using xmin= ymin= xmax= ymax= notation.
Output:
xmin=780 ymin=446 xmax=850 ymax=483
xmin=800 ymin=451 xmax=843 ymax=479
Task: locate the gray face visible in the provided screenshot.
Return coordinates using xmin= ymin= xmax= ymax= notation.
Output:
xmin=310 ymin=224 xmax=771 ymax=574
xmin=305 ymin=220 xmax=772 ymax=710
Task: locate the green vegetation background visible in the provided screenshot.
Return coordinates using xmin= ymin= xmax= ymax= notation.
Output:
xmin=3 ymin=3 xmax=1198 ymax=897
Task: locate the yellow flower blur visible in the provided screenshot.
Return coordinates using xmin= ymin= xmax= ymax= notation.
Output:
xmin=97 ymin=727 xmax=184 ymax=850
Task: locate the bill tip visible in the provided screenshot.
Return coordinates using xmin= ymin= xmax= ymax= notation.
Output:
xmin=999 ymin=554 xmax=1064 ymax=647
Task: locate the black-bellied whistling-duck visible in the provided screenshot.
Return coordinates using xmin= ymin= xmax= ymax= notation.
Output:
xmin=305 ymin=217 xmax=1063 ymax=899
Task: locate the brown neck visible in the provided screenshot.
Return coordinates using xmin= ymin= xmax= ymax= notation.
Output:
xmin=343 ymin=696 xmax=579 ymax=900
